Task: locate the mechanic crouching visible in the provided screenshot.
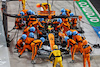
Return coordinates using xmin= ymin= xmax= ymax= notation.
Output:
xmin=18 ymin=32 xmax=34 ymax=57
xmin=16 ymin=34 xmax=27 ymax=52
xmin=31 ymin=37 xmax=45 ymax=62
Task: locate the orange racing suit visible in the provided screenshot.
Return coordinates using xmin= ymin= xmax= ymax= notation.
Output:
xmin=83 ymin=45 xmax=92 ymax=67
xmin=16 ymin=37 xmax=24 ymax=52
xmin=66 ymin=39 xmax=78 ymax=61
xmin=15 ymin=14 xmax=24 ymax=29
xmin=73 ymin=35 xmax=83 ymax=53
xmin=31 ymin=39 xmax=43 ymax=60
xmin=53 ymin=21 xmax=60 ymax=31
xmin=57 ymin=21 xmax=70 ymax=34
xmin=27 ymin=16 xmax=37 ymax=26
xmin=22 ymin=9 xmax=28 ymax=21
xmin=30 ymin=21 xmax=44 ymax=35
xmin=23 ymin=27 xmax=30 ymax=36
xmin=71 ymin=18 xmax=77 ymax=27
xmin=67 ymin=29 xmax=78 ymax=39
xmin=65 ymin=9 xmax=71 ymax=17
xmin=19 ymin=37 xmax=34 ymax=56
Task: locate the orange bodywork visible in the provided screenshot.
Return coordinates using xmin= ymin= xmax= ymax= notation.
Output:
xmin=31 ymin=40 xmax=43 ymax=60
xmin=48 ymin=33 xmax=55 ymax=50
xmin=83 ymin=46 xmax=92 ymax=67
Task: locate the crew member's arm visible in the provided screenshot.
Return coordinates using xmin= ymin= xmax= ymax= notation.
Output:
xmin=41 ymin=3 xmax=47 ymax=11
xmin=49 ymin=52 xmax=54 ymax=61
xmin=41 ymin=21 xmax=46 ymax=23
xmin=66 ymin=39 xmax=69 ymax=50
xmin=32 ymin=21 xmax=38 ymax=25
xmin=73 ymin=36 xmax=76 ymax=42
xmin=38 ymin=21 xmax=44 ymax=28
xmin=90 ymin=46 xmax=92 ymax=53
xmin=67 ymin=12 xmax=70 ymax=16
xmin=39 ymin=42 xmax=43 ymax=48
xmin=57 ymin=23 xmax=63 ymax=28
xmin=16 ymin=39 xmax=23 ymax=49
xmin=37 ymin=27 xmax=43 ymax=35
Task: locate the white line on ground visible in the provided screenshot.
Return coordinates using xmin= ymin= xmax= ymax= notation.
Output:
xmin=87 ymin=0 xmax=100 ymax=18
